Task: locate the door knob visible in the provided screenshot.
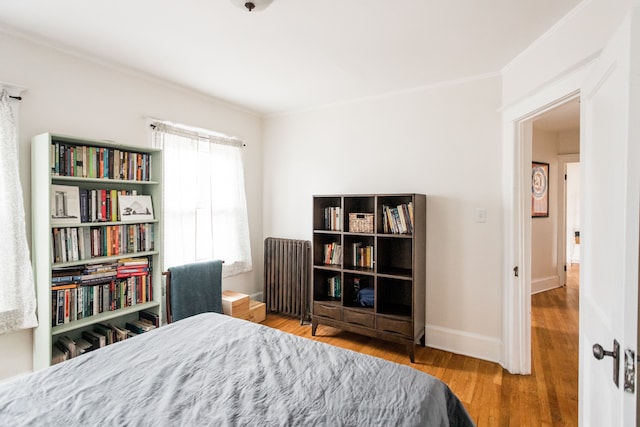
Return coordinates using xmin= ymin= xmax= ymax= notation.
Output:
xmin=592 ymin=339 xmax=620 ymax=387
xmin=593 ymin=343 xmax=617 ymax=360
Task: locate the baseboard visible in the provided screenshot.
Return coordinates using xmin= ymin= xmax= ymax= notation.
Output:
xmin=425 ymin=324 xmax=502 ymax=365
xmin=531 ymin=275 xmax=561 ymax=294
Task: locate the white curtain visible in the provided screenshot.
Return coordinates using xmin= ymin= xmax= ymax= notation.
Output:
xmin=0 ymin=89 xmax=37 ymax=334
xmin=151 ymin=122 xmax=252 ymax=277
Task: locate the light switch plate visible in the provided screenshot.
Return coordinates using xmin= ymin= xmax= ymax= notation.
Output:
xmin=475 ymin=208 xmax=487 ymax=223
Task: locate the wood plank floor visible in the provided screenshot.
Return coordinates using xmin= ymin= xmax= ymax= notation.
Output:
xmin=262 ymin=265 xmax=579 ymax=426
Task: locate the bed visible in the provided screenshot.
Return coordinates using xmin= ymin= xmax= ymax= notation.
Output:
xmin=0 ymin=313 xmax=474 ymax=426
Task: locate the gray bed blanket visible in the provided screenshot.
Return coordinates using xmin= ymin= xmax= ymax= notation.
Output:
xmin=0 ymin=313 xmax=474 ymax=426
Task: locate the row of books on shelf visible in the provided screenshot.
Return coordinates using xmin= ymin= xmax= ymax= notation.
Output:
xmin=323 ymin=206 xmax=342 ymax=231
xmin=352 ymin=243 xmax=374 ymax=268
xmin=51 ymin=258 xmax=152 ymax=324
xmin=77 ymin=187 xmax=150 ymax=223
xmin=51 ymin=223 xmax=154 ymax=263
xmin=52 ymin=311 xmax=159 ymax=365
xmin=382 ymin=203 xmax=414 ymax=234
xmin=52 ymin=184 xmax=154 ymax=226
xmin=323 ymin=242 xmax=342 ymax=265
xmin=51 ymin=274 xmax=153 ymax=326
xmin=51 ymin=142 xmax=152 ymax=181
xmin=327 ymin=275 xmax=341 ymax=298
xmin=321 ymin=242 xmax=374 ymax=268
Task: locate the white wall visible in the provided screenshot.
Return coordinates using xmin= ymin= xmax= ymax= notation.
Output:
xmin=559 ymin=129 xmax=580 ymax=154
xmin=0 ymin=31 xmax=263 ymax=381
xmin=531 ymin=129 xmax=560 ymax=293
xmin=263 ymin=76 xmax=504 ymax=362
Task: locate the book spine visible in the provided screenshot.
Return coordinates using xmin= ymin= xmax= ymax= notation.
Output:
xmin=100 ymin=189 xmax=107 ymax=222
xmin=113 ymin=149 xmax=120 ymax=180
xmin=108 ymin=147 xmax=114 ymax=180
xmin=105 ymin=191 xmax=111 ymax=223
xmin=70 ymin=228 xmax=79 ymax=261
xmin=82 ymin=146 xmax=88 ymax=178
xmin=77 ymin=286 xmax=83 ymax=320
xmin=51 ymin=142 xmax=59 ymax=176
xmin=59 ymin=228 xmax=67 ymax=263
xmin=69 ymin=146 xmax=75 ymax=177
xmin=98 ymin=147 xmax=104 ymax=179
xmin=79 ymin=189 xmax=88 ymax=223
xmin=64 ymin=289 xmax=70 ymax=324
xmin=111 ymin=189 xmax=118 ymax=222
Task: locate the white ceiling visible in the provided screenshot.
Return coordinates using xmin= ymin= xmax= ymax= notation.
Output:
xmin=0 ymin=0 xmax=582 ymax=116
xmin=533 ymin=98 xmax=581 ymax=132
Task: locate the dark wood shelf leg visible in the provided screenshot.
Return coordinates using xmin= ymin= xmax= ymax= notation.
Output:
xmin=407 ymin=342 xmax=415 ymax=363
xmin=311 ymin=319 xmax=318 ymax=336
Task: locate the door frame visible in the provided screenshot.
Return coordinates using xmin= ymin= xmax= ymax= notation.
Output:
xmin=501 ymin=63 xmax=593 ymax=374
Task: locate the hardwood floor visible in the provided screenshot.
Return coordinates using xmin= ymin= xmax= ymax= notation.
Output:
xmin=262 ymin=265 xmax=579 ymax=426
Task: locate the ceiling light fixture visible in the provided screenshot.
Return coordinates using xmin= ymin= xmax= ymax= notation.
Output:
xmin=230 ymin=0 xmax=274 ymax=12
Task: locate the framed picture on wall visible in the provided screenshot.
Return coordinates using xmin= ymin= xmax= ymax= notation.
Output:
xmin=531 ymin=161 xmax=549 ymax=218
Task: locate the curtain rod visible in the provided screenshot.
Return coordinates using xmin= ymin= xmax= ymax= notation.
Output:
xmin=1 ymin=80 xmax=27 ymax=99
xmin=149 ymin=122 xmax=246 ymax=147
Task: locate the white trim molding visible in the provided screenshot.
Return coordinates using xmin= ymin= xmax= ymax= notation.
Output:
xmin=531 ymin=275 xmax=562 ymax=294
xmin=501 ymin=64 xmax=590 ymax=374
xmin=425 ymin=324 xmax=502 ymax=364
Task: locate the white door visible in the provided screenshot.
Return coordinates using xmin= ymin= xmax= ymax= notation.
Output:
xmin=579 ymin=6 xmax=639 ymax=426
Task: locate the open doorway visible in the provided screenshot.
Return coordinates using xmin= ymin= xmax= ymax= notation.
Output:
xmin=528 ymin=98 xmax=581 ymax=420
xmin=500 ymin=86 xmax=582 ymax=375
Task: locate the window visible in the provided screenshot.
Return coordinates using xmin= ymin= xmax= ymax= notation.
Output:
xmin=151 ymin=121 xmax=252 ymax=277
xmin=0 ymin=88 xmax=37 ymax=334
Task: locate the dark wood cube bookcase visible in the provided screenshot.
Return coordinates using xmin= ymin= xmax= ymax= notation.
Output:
xmin=311 ymin=194 xmax=426 ymax=362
